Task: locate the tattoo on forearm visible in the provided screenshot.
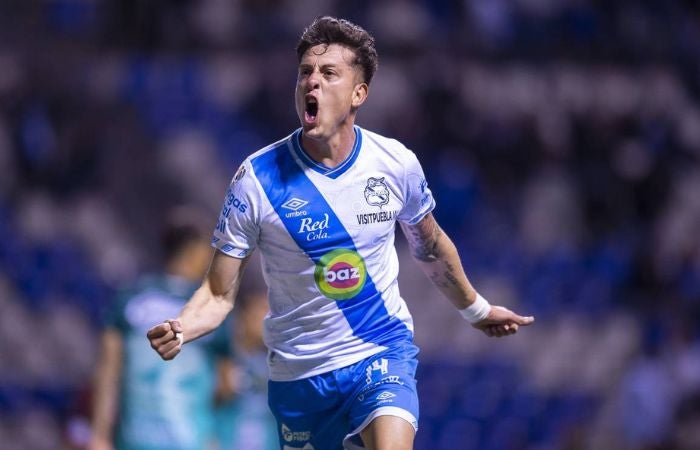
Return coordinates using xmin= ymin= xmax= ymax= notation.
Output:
xmin=443 ymin=261 xmax=460 ymax=286
xmin=425 ymin=252 xmax=465 ymax=295
xmin=403 ymin=216 xmax=471 ymax=300
xmin=429 ymin=270 xmax=449 ymax=289
xmin=402 ymin=216 xmax=441 ymax=262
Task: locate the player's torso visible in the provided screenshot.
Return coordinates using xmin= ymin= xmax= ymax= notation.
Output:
xmin=248 ymin=128 xmax=414 ymax=380
xmin=253 ymin=129 xmax=406 ymax=297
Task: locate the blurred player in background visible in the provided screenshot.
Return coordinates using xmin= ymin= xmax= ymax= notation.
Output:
xmin=216 ymin=289 xmax=278 ymax=450
xmin=89 ymin=208 xmax=237 ymax=450
xmin=148 ymin=16 xmax=534 ymax=450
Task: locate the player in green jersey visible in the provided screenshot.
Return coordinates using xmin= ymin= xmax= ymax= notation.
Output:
xmin=89 ymin=209 xmax=237 ymax=450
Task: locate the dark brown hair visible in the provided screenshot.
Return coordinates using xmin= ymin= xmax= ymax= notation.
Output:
xmin=296 ymin=16 xmax=378 ymax=85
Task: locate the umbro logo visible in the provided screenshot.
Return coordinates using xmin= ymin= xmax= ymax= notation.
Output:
xmin=282 ymin=198 xmax=308 ymax=211
xmin=376 ymin=391 xmax=396 ymax=401
xmin=282 ymin=198 xmax=309 ymax=218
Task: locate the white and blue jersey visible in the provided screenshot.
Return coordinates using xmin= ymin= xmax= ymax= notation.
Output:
xmin=212 ymin=126 xmax=435 ymax=382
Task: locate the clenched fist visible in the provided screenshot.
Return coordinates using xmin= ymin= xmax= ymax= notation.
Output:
xmin=146 ymin=319 xmax=184 ymax=360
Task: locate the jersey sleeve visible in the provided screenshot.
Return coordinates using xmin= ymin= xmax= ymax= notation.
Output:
xmin=212 ymin=160 xmax=261 ymax=258
xmin=397 ymin=149 xmax=436 ymax=225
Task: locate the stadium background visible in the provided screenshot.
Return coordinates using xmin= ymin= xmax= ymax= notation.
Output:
xmin=1 ymin=0 xmax=700 ymax=449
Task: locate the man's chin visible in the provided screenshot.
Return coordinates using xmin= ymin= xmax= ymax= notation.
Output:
xmin=301 ymin=125 xmax=323 ymax=139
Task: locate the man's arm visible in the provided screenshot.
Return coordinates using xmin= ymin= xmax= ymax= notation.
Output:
xmin=400 ymin=213 xmax=534 ymax=337
xmin=147 ymin=250 xmax=251 ymax=360
xmin=89 ymin=329 xmax=122 ymax=450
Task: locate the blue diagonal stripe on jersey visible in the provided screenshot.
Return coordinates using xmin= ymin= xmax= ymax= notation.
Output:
xmin=251 ymin=140 xmax=411 ymax=346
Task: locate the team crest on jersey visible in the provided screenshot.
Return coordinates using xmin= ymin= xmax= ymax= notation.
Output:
xmin=314 ymin=249 xmax=367 ymax=300
xmin=364 ymin=177 xmax=390 ymax=207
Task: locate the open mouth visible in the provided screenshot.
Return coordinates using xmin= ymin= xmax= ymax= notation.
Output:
xmin=305 ymin=96 xmax=318 ymax=123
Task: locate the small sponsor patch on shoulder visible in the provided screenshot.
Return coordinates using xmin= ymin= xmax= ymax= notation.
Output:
xmin=233 ymin=164 xmax=247 ymax=183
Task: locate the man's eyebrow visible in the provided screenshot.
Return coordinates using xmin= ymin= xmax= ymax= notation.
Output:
xmin=298 ymin=63 xmax=341 ymax=70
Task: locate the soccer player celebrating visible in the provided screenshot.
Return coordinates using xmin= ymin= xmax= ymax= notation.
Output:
xmin=148 ymin=16 xmax=534 ymax=450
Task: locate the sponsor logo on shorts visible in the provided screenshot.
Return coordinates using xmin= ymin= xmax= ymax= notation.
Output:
xmin=281 ymin=424 xmax=311 ymax=443
xmin=376 ymin=391 xmax=396 ymax=401
xmin=314 ymin=249 xmax=367 ymax=300
xmin=358 ymin=375 xmax=405 ymax=401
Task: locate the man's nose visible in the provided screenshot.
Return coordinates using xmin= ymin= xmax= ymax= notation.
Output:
xmin=306 ymin=70 xmax=321 ymax=90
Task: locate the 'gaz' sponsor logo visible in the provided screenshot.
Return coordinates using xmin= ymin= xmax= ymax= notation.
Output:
xmin=314 ymin=249 xmax=367 ymax=300
xmin=323 ymin=265 xmax=360 ymax=284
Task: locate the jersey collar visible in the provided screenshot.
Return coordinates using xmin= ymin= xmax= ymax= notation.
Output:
xmin=291 ymin=126 xmax=362 ymax=179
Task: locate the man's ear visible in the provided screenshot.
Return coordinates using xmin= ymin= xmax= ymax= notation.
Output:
xmin=352 ymin=83 xmax=369 ymax=108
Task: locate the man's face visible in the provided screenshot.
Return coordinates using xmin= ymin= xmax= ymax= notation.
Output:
xmin=295 ymin=43 xmax=367 ymax=141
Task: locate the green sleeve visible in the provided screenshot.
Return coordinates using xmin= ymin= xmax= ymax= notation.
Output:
xmin=210 ymin=316 xmax=234 ymax=357
xmin=101 ymin=290 xmax=132 ymax=333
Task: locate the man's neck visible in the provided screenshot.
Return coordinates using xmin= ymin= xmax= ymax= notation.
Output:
xmin=300 ymin=123 xmax=356 ymax=169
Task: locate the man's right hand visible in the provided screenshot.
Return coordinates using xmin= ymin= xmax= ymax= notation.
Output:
xmin=146 ymin=319 xmax=183 ymax=360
